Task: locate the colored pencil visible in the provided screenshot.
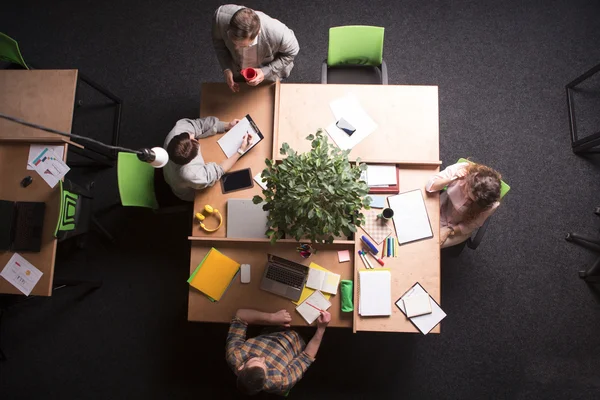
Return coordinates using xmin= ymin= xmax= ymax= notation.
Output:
xmin=306 ymin=302 xmax=324 ymax=312
xmin=383 ymin=238 xmax=387 ymax=257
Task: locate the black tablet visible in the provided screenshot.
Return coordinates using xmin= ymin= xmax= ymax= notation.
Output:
xmin=221 ymin=168 xmax=254 ymax=194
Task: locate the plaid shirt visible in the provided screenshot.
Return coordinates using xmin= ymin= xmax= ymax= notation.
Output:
xmin=226 ymin=317 xmax=315 ymax=395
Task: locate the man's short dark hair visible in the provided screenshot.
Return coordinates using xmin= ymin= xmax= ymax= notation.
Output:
xmin=166 ymin=132 xmax=198 ymax=165
xmin=237 ymin=365 xmax=266 ymax=395
xmin=229 ymin=8 xmax=260 ymax=40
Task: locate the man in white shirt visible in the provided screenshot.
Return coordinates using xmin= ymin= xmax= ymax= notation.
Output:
xmin=212 ymin=4 xmax=300 ymax=92
xmin=163 ymin=116 xmax=251 ymax=201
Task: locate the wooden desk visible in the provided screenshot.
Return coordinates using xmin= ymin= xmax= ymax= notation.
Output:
xmin=189 ymin=82 xmax=441 ymax=333
xmin=274 ymin=84 xmax=440 ymax=164
xmin=0 ymin=70 xmax=77 ymax=296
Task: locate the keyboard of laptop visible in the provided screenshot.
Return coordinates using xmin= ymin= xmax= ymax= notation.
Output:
xmin=265 ymin=265 xmax=306 ymax=289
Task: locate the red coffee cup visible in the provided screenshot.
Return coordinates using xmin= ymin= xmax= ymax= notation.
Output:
xmin=241 ymin=68 xmax=257 ymax=81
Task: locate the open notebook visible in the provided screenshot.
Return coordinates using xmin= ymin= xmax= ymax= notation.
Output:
xmin=296 ymin=290 xmax=332 ymax=325
xmin=358 ymin=270 xmax=392 ymax=316
xmin=306 ymin=266 xmax=340 ymax=295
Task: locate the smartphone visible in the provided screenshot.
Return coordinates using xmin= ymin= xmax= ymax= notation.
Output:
xmin=221 ymin=168 xmax=254 ymax=194
xmin=336 ymin=118 xmax=356 ymax=136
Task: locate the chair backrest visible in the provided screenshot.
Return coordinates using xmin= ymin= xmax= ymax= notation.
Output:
xmin=457 ymin=158 xmax=510 ymax=199
xmin=117 ymin=152 xmax=159 ymax=209
xmin=55 ymin=180 xmax=79 ymax=238
xmin=327 ymin=26 xmax=384 ymax=67
xmin=0 ymin=32 xmax=29 ymax=69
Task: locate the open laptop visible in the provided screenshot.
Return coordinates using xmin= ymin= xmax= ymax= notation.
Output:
xmin=0 ymin=200 xmax=45 ymax=252
xmin=260 ymin=254 xmax=309 ymax=302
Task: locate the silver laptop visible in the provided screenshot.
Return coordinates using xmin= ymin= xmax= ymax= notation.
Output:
xmin=227 ymin=199 xmax=269 ymax=239
xmin=260 ymin=254 xmax=309 ymax=301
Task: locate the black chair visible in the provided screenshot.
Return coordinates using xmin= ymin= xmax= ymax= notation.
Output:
xmin=565 ymin=207 xmax=600 ymax=282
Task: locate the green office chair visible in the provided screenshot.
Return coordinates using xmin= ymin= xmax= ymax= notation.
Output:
xmin=321 ymin=26 xmax=388 ymax=85
xmin=55 ymin=179 xmax=114 ymax=243
xmin=0 ymin=32 xmax=29 ymax=69
xmin=117 ymin=152 xmax=159 ymax=209
xmin=444 ymin=158 xmax=510 ymax=255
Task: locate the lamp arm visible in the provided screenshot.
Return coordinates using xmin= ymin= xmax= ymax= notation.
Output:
xmin=0 ymin=112 xmax=142 ymax=155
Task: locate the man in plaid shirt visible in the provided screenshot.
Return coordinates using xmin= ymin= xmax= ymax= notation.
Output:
xmin=226 ymin=308 xmax=331 ymax=395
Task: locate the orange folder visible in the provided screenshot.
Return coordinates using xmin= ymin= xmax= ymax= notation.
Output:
xmin=188 ymin=248 xmax=240 ymax=301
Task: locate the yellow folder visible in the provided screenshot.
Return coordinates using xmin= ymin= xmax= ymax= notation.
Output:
xmin=188 ymin=248 xmax=240 ymax=301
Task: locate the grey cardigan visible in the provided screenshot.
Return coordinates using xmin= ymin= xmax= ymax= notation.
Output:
xmin=212 ymin=4 xmax=299 ymax=81
xmin=162 ymin=117 xmax=227 ymax=201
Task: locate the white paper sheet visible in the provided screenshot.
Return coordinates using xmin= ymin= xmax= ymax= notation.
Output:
xmin=217 ymin=116 xmax=262 ymax=158
xmin=296 ymin=290 xmax=332 ymax=325
xmin=358 ymin=270 xmax=391 ymax=316
xmin=387 ymin=190 xmax=433 ymax=245
xmin=0 ymin=253 xmax=43 ymax=296
xmin=30 ymin=147 xmax=70 ymax=188
xmin=396 ymin=283 xmax=446 ymax=335
xmin=325 ymin=94 xmax=377 ymax=150
xmin=27 ymin=145 xmax=65 ymax=170
xmin=367 ymin=165 xmax=397 ymax=186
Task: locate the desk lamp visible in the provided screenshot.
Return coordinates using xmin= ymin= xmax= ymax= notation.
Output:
xmin=0 ymin=112 xmax=169 ymax=167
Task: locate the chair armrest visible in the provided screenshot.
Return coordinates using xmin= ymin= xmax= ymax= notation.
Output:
xmin=381 ymin=59 xmax=388 ymax=85
xmin=466 ymin=218 xmax=490 ymax=249
xmin=321 ymin=59 xmax=328 ymax=84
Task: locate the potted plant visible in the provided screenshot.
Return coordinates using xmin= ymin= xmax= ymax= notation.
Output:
xmin=252 ymin=130 xmax=371 ymax=244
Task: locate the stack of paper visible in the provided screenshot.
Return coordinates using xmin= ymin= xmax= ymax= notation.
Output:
xmin=396 ymin=282 xmax=446 ymax=335
xmin=306 ymin=265 xmax=340 ymax=295
xmin=29 ymin=147 xmax=69 ymax=188
xmin=387 ymin=190 xmax=433 ymax=245
xmin=325 ymin=93 xmax=378 ymax=150
xmin=0 ymin=253 xmax=43 ymax=296
xmin=366 ymin=165 xmax=397 ymax=187
xmin=187 ymin=248 xmax=240 ymax=301
xmin=296 ymin=290 xmax=332 ymax=324
xmin=358 ymin=270 xmax=392 ymax=316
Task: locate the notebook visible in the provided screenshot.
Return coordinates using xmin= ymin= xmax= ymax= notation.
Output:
xmin=387 ymin=189 xmax=433 ymax=245
xmin=226 ymin=199 xmax=269 ymax=239
xmin=402 ymin=293 xmax=432 ymax=317
xmin=292 ymin=263 xmax=333 ymax=305
xmin=217 ymin=115 xmax=264 ymax=158
xmin=305 ymin=263 xmax=340 ymax=295
xmin=395 ymin=282 xmax=446 ymax=335
xmin=187 ymin=248 xmax=241 ymax=301
xmin=358 ymin=269 xmax=392 ymax=316
xmin=296 ymin=290 xmax=332 ymax=324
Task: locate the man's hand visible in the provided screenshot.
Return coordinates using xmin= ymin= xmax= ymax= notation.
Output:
xmin=226 ymin=119 xmax=241 ymax=131
xmin=440 ymin=226 xmax=453 ymax=245
xmin=271 ymin=309 xmax=292 ymax=327
xmin=317 ymin=311 xmax=331 ymax=330
xmin=224 ymin=69 xmax=239 ymax=92
xmin=246 ymin=68 xmax=264 ymax=86
xmin=239 ymin=133 xmax=253 ymax=152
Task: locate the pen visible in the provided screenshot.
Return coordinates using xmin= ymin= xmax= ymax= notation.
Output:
xmin=366 ymin=250 xmax=385 ymax=266
xmin=306 ymin=302 xmax=324 ymax=312
xmin=360 ymin=250 xmax=374 ymax=269
xmin=357 ymin=250 xmax=370 ymax=269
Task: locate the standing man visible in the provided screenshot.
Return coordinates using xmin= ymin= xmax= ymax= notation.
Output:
xmin=163 ymin=117 xmax=251 ymax=201
xmin=212 ymin=4 xmax=300 ymax=92
xmin=226 ymin=308 xmax=331 ymax=395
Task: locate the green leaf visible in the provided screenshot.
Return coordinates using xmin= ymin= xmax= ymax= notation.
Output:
xmin=252 ymin=195 xmax=263 ymax=204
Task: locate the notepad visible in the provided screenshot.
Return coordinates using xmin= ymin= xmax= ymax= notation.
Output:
xmin=387 ymin=190 xmax=433 ymax=245
xmin=402 ymin=293 xmax=432 ymax=317
xmin=396 ymin=282 xmax=446 ymax=335
xmin=306 ymin=264 xmax=340 ymax=295
xmin=367 ymin=165 xmax=397 ymax=187
xmin=217 ymin=115 xmax=264 ymax=158
xmin=358 ymin=270 xmax=392 ymax=316
xmin=187 ymin=248 xmax=240 ymax=301
xmin=296 ymin=290 xmax=332 ymax=324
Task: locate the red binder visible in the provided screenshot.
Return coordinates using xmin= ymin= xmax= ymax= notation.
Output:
xmin=367 ymin=165 xmax=400 ymax=194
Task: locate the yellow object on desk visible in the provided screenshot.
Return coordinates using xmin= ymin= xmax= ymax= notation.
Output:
xmin=292 ymin=262 xmax=333 ymax=305
xmin=188 ymin=248 xmax=240 ymax=301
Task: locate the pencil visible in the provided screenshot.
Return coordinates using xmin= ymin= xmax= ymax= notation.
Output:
xmin=306 ymin=302 xmax=324 ymax=312
xmin=394 ymin=238 xmax=398 ymax=257
xmin=383 ymin=238 xmax=387 ymax=257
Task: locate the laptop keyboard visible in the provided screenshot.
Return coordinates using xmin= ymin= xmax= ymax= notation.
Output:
xmin=266 ymin=265 xmax=306 ymax=289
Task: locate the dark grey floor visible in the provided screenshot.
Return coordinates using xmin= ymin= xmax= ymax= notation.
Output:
xmin=2 ymin=1 xmax=600 ymax=399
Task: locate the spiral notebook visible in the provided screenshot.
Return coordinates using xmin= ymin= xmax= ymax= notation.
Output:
xmin=358 ymin=269 xmax=392 ymax=316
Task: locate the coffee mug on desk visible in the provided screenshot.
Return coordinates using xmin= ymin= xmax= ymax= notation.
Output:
xmin=377 ymin=208 xmax=394 ymax=221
